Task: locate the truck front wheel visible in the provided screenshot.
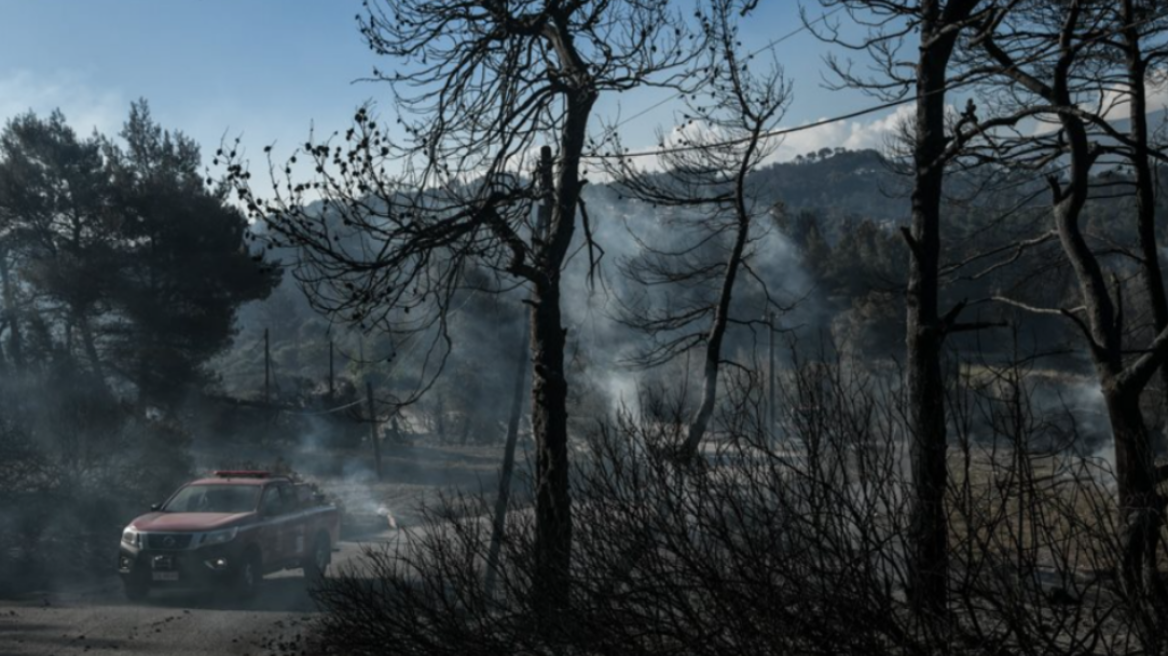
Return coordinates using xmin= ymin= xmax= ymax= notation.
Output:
xmin=234 ymin=550 xmax=261 ymax=598
xmin=303 ymin=534 xmax=330 ymax=585
xmin=123 ymin=576 xmax=149 ymax=602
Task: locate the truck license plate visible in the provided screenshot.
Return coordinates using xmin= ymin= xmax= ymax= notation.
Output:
xmin=152 ymin=572 xmax=179 ymax=582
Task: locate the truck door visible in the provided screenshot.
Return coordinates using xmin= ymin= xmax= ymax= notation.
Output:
xmin=260 ymin=482 xmax=305 ymax=567
xmin=280 ymin=483 xmax=308 ymax=562
xmin=257 ymin=484 xmax=289 ymax=568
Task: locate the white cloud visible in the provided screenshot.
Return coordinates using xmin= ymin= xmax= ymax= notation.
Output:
xmin=0 ymin=69 xmax=125 ymax=136
xmin=584 ymin=102 xmax=919 ymax=182
xmin=1031 ymin=73 xmax=1168 ymax=137
xmin=771 ymin=102 xmax=915 ymax=163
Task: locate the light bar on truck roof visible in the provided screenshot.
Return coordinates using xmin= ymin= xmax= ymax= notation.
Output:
xmin=211 ymin=470 xmax=271 ymax=478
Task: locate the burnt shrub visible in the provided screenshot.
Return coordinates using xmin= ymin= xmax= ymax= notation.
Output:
xmin=308 ymin=356 xmax=1150 ymax=655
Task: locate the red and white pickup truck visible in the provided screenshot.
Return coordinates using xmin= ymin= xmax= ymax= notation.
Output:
xmin=116 ymin=471 xmax=341 ymax=600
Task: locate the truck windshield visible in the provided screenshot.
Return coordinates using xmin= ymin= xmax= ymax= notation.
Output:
xmin=162 ymin=485 xmax=261 ymax=513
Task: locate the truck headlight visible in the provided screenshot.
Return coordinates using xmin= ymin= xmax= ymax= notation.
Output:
xmin=121 ymin=527 xmax=141 ymax=548
xmin=199 ymin=527 xmax=238 ymax=546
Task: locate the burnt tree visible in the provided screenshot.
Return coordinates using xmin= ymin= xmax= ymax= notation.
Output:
xmin=1113 ymin=0 xmax=1168 ymax=458
xmin=808 ymin=0 xmax=993 ymax=624
xmin=967 ymin=0 xmax=1168 ymax=627
xmin=602 ymin=0 xmax=792 ymax=457
xmin=222 ymin=0 xmax=702 ymax=614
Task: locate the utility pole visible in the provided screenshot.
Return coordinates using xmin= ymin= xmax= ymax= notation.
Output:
xmin=486 ymin=317 xmax=531 ymax=597
xmin=367 ymin=380 xmax=383 ymax=480
xmin=328 ymin=340 xmax=335 ymax=400
xmin=486 ymin=145 xmax=552 ymax=597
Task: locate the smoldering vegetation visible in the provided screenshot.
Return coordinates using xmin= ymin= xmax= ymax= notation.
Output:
xmin=0 ymin=370 xmax=192 ymax=596
xmin=1 ymin=85 xmax=1165 ymax=656
xmin=309 ymin=352 xmax=1156 ymax=656
xmin=0 ymin=139 xmax=1140 ymax=600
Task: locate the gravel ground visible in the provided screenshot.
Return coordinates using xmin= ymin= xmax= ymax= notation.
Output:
xmin=0 ymin=535 xmax=377 ymax=656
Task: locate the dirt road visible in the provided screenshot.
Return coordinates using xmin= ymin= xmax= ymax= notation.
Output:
xmin=0 ymin=532 xmax=390 ymax=656
xmin=0 ymin=443 xmax=509 ymax=656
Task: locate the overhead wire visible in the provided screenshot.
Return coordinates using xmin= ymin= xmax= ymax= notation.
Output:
xmin=602 ymin=5 xmax=847 ymax=135
xmin=585 ymin=12 xmax=1160 ymax=161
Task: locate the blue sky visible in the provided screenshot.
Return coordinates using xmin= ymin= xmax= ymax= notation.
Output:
xmin=0 ymin=1 xmax=900 ymax=167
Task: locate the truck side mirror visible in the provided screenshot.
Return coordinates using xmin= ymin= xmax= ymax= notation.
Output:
xmin=150 ymin=503 xmax=162 ymax=511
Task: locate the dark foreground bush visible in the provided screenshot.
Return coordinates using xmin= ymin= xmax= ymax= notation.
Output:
xmin=309 ymin=357 xmax=1164 ymax=655
xmin=0 ymin=368 xmax=192 ymax=596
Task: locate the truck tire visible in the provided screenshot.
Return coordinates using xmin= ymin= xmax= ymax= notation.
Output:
xmin=123 ymin=576 xmax=149 ymax=602
xmin=302 ymin=533 xmax=330 ymax=586
xmin=234 ymin=550 xmax=262 ymax=598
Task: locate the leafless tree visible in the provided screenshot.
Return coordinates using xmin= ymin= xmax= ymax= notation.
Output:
xmin=1107 ymin=0 xmax=1168 ymax=457
xmin=806 ymin=0 xmax=1003 ymax=626
xmin=311 ymin=340 xmax=1143 ymax=655
xmin=221 ymin=0 xmax=705 ymax=614
xmin=958 ymin=1 xmax=1168 ymax=642
xmin=600 ymin=0 xmax=793 ymax=458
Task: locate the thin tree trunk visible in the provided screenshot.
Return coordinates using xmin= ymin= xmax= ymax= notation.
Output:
xmin=77 ymin=313 xmax=103 ymax=382
xmin=0 ymin=248 xmax=24 ymax=372
xmin=1120 ymin=3 xmax=1168 ymax=612
xmin=905 ymin=15 xmax=955 ymax=623
xmin=680 ymin=106 xmax=762 ymax=459
xmin=681 ymin=195 xmax=751 ymax=458
xmin=487 ymin=146 xmax=552 ymax=599
xmin=367 ymin=381 xmax=382 ymax=481
xmin=1105 ymin=386 xmax=1165 ymax=620
xmin=484 ymin=317 xmax=530 ymax=598
xmin=459 ymin=412 xmax=472 ymax=446
xmin=530 ymin=275 xmax=571 ymax=613
xmin=530 ymin=83 xmax=595 ymax=614
xmin=1123 ymin=0 xmax=1168 ymax=460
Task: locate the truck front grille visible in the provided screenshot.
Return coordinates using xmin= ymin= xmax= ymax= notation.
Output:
xmin=145 ymin=533 xmax=194 ymax=550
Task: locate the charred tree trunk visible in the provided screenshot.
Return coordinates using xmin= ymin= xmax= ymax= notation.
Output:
xmin=530 ymin=274 xmax=572 ymax=613
xmin=76 ymin=312 xmax=104 ymax=383
xmin=905 ymin=6 xmax=960 ymax=622
xmin=528 ymin=86 xmax=595 ymax=614
xmin=999 ymin=5 xmax=1168 ymax=609
xmin=1044 ymin=28 xmax=1166 ymax=608
xmin=1118 ymin=2 xmax=1168 ymax=616
xmin=681 ymin=144 xmax=757 ymax=459
xmin=0 ymin=247 xmax=24 ymax=372
xmin=487 ymin=147 xmax=551 ymax=599
xmin=1105 ymin=386 xmax=1165 ymax=601
xmin=1122 ymin=0 xmax=1168 ymax=459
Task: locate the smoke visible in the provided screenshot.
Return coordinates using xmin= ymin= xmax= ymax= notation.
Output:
xmin=552 ymin=183 xmax=819 ymax=422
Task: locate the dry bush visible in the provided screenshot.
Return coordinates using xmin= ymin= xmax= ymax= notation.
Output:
xmin=308 ymin=352 xmax=1163 ymax=655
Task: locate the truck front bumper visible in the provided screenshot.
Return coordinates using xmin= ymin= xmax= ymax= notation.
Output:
xmin=118 ymin=541 xmax=245 ymax=589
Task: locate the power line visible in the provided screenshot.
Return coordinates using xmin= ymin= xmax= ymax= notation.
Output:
xmin=586 ymin=13 xmax=1159 ymax=161
xmin=201 ymin=394 xmax=364 ymax=416
xmin=285 ymin=398 xmax=365 ymax=416
xmin=587 ymin=95 xmax=910 ymax=160
xmin=606 ymin=6 xmax=846 ymax=133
